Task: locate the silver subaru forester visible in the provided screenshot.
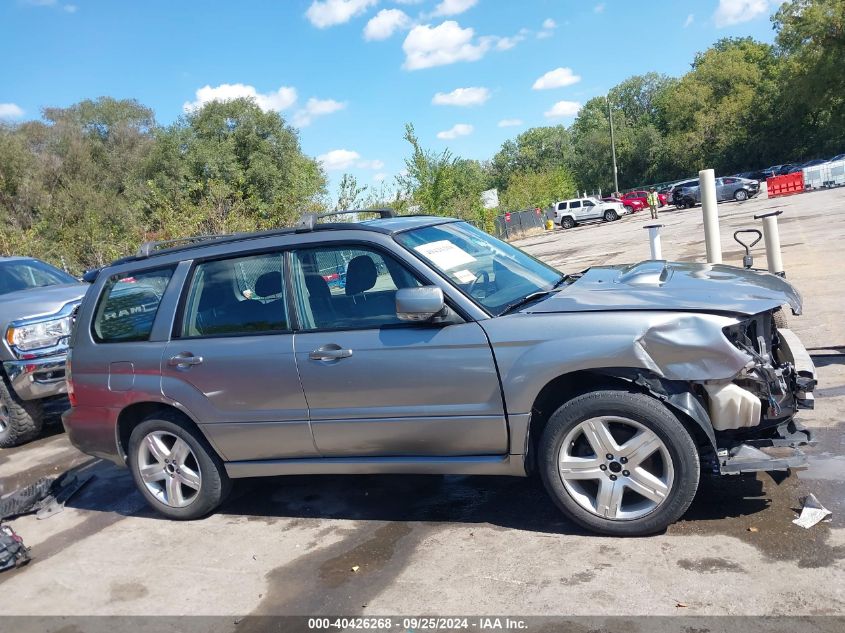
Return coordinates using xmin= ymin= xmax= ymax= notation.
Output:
xmin=63 ymin=210 xmax=816 ymax=536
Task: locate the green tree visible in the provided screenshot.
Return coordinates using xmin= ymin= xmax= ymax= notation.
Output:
xmin=490 ymin=125 xmax=573 ymax=191
xmin=396 ymin=123 xmax=457 ymax=216
xmin=499 ymin=166 xmax=576 ymax=211
xmin=335 ymin=173 xmax=368 ymax=211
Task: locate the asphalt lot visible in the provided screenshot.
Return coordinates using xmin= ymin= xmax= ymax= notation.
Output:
xmin=1 ymin=188 xmax=844 ymax=619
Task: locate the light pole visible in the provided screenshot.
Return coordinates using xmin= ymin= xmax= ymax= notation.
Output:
xmin=606 ymin=94 xmax=619 ymax=194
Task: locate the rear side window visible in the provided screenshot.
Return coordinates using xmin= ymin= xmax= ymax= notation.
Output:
xmin=557 ymin=202 xmax=567 ymax=210
xmin=570 ymin=201 xmax=581 ymax=209
xmin=181 ymin=252 xmax=288 ymax=338
xmin=93 ymin=267 xmax=175 ymax=343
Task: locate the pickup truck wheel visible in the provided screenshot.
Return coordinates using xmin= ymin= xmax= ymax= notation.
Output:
xmin=603 ymin=209 xmax=619 ymax=222
xmin=127 ymin=413 xmax=231 ymax=520
xmin=0 ymin=375 xmax=44 ymax=448
xmin=538 ymin=390 xmax=699 ymax=536
xmin=560 ymin=217 xmax=575 ymax=229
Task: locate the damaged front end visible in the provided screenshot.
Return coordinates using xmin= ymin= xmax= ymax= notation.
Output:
xmin=702 ymin=310 xmax=817 ymax=475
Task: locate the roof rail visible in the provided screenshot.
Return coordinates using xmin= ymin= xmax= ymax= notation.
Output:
xmin=295 ymin=208 xmax=396 ymax=233
xmin=136 ymin=234 xmax=229 ymax=257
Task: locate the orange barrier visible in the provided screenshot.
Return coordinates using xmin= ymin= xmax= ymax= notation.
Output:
xmin=767 ymin=172 xmax=804 ymax=198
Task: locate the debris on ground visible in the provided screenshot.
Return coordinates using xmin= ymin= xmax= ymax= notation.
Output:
xmin=792 ymin=494 xmax=832 ymax=529
xmin=747 ymin=527 xmax=759 ymax=532
xmin=0 ymin=472 xmax=93 ymax=522
xmin=0 ymin=524 xmax=31 ymax=571
xmin=351 ymin=565 xmax=360 ymax=572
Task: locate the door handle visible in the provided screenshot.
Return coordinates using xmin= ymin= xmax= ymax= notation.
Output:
xmin=168 ymin=353 xmax=204 ymax=368
xmin=309 ymin=344 xmax=353 ymax=361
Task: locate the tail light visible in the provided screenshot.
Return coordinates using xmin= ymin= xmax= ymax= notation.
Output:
xmin=66 ymin=351 xmax=77 ymax=407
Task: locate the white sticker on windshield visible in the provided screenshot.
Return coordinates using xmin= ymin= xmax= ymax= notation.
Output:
xmin=454 ymin=269 xmax=476 ymax=284
xmin=414 ymin=240 xmax=476 ymax=270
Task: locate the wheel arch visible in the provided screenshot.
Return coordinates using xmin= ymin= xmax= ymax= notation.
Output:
xmin=116 ymin=401 xmax=224 ymax=464
xmin=523 ymin=368 xmax=716 ymax=474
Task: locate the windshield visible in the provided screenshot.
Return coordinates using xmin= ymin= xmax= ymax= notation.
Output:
xmin=0 ymin=259 xmax=77 ymax=296
xmin=395 ymin=221 xmax=563 ymax=316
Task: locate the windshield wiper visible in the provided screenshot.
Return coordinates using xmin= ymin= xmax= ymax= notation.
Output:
xmin=499 ymin=275 xmax=568 ymax=316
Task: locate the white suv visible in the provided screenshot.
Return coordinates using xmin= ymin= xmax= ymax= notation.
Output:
xmin=553 ymin=197 xmax=627 ymax=229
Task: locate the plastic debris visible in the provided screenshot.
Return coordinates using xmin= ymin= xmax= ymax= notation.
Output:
xmin=0 ymin=472 xmax=93 ymax=522
xmin=0 ymin=524 xmax=31 ymax=572
xmin=792 ymin=494 xmax=832 ymax=529
xmin=351 ymin=565 xmax=360 ymax=572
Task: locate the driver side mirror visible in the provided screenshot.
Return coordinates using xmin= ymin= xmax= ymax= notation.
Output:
xmin=396 ymin=286 xmax=446 ymax=322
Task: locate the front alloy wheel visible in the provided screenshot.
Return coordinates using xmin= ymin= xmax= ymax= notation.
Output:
xmin=558 ymin=417 xmax=673 ymax=519
xmin=539 ymin=390 xmax=699 ymax=536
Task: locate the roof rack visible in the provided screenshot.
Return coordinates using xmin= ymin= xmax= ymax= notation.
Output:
xmin=296 ymin=208 xmax=396 ymax=232
xmin=136 ymin=234 xmax=230 ymax=257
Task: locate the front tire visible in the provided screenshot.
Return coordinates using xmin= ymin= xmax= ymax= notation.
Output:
xmin=603 ymin=209 xmax=619 ymax=222
xmin=127 ymin=412 xmax=231 ymax=520
xmin=538 ymin=390 xmax=699 ymax=536
xmin=0 ymin=374 xmax=44 ymax=448
xmin=734 ymin=189 xmax=748 ymax=201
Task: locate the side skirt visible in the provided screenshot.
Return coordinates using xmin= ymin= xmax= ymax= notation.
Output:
xmin=225 ymin=454 xmax=527 ymax=479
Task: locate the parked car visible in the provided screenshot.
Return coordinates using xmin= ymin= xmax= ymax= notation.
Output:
xmin=63 ymin=210 xmax=816 ymax=536
xmin=553 ymin=197 xmax=627 ymax=229
xmin=668 ymin=179 xmax=699 ymax=208
xmin=1 ymin=257 xmax=87 ymax=447
xmin=776 ymin=163 xmax=800 ymax=175
xmin=622 ymin=190 xmax=668 ymax=208
xmin=675 ymin=176 xmax=760 ymax=208
xmin=799 ymin=159 xmax=828 ymax=170
xmin=828 ymin=153 xmax=845 ymax=163
xmin=602 ymin=196 xmax=644 ymax=213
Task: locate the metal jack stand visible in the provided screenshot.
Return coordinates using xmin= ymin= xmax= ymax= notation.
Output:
xmin=733 ymin=229 xmax=762 ymax=269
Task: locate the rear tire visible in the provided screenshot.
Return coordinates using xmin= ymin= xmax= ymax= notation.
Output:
xmin=538 ymin=390 xmax=700 ymax=536
xmin=0 ymin=374 xmax=44 ymax=448
xmin=127 ymin=412 xmax=231 ymax=520
xmin=560 ymin=217 xmax=575 ymax=229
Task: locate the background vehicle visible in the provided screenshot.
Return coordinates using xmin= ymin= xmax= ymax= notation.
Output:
xmin=669 ymin=179 xmax=699 ymax=208
xmin=0 ymin=257 xmax=87 ymax=447
xmin=622 ymin=190 xmax=668 ymax=208
xmin=64 ymin=212 xmax=816 ymax=537
xmin=602 ymin=196 xmax=644 ymax=213
xmin=829 ymin=153 xmax=845 ymax=163
xmin=553 ymin=197 xmax=627 ymax=229
xmin=675 ymin=176 xmax=760 ymax=207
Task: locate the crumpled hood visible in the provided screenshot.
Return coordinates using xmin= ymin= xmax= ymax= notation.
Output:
xmin=529 ymin=261 xmax=802 ymax=317
xmin=0 ymin=283 xmax=87 ymax=326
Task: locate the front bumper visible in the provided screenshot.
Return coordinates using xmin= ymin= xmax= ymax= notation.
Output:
xmin=2 ymin=354 xmax=68 ymax=401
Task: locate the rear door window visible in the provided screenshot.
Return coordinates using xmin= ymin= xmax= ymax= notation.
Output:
xmin=181 ymin=252 xmax=288 ymax=338
xmin=93 ymin=267 xmax=175 ymax=343
xmin=569 ymin=201 xmax=581 ymax=209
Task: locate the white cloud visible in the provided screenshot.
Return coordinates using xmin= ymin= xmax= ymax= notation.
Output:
xmin=684 ymin=13 xmax=694 ymax=27
xmin=0 ymin=103 xmax=25 ymax=120
xmin=305 ymin=0 xmax=378 ymax=28
xmin=431 ymin=0 xmax=477 ymax=17
xmin=544 ymin=100 xmax=581 ymax=119
xmin=183 ymin=83 xmax=298 ymax=113
xmin=594 ymin=3 xmax=605 ymax=13
xmin=537 ymin=17 xmax=558 ymax=39
xmin=498 ymin=118 xmax=523 ymax=127
xmin=292 ymin=98 xmax=347 ymax=127
xmin=403 ymin=20 xmax=494 ymax=70
xmin=436 ymin=123 xmax=473 ymax=139
xmin=317 ymin=149 xmax=384 ymax=171
xmin=532 ymin=67 xmax=581 ymax=90
xmin=373 ymin=172 xmax=387 ymax=182
xmin=536 ymin=30 xmax=553 ymax=39
xmin=495 ymin=34 xmax=524 ymax=50
xmin=432 ymin=86 xmax=490 ymax=107
xmin=542 ymin=18 xmax=556 ymax=29
xmin=64 ymin=4 xmax=77 ymax=12
xmin=364 ymin=8 xmax=411 ymax=40
xmin=714 ymin=0 xmax=771 ymax=27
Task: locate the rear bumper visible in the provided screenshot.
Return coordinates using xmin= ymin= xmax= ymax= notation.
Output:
xmin=3 ymin=354 xmax=68 ymax=401
xmin=61 ymin=405 xmax=123 ymax=465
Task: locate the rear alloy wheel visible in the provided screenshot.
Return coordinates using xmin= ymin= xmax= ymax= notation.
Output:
xmin=603 ymin=209 xmax=619 ymax=222
xmin=734 ymin=189 xmax=748 ymax=201
xmin=539 ymin=390 xmax=699 ymax=536
xmin=128 ymin=413 xmax=230 ymax=519
xmin=561 ymin=217 xmax=575 ymax=229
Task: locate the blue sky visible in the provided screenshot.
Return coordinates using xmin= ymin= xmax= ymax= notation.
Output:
xmin=1 ymin=0 xmax=781 ymax=198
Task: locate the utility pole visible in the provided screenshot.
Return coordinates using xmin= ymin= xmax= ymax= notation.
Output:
xmin=607 ymin=95 xmax=619 ymax=194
